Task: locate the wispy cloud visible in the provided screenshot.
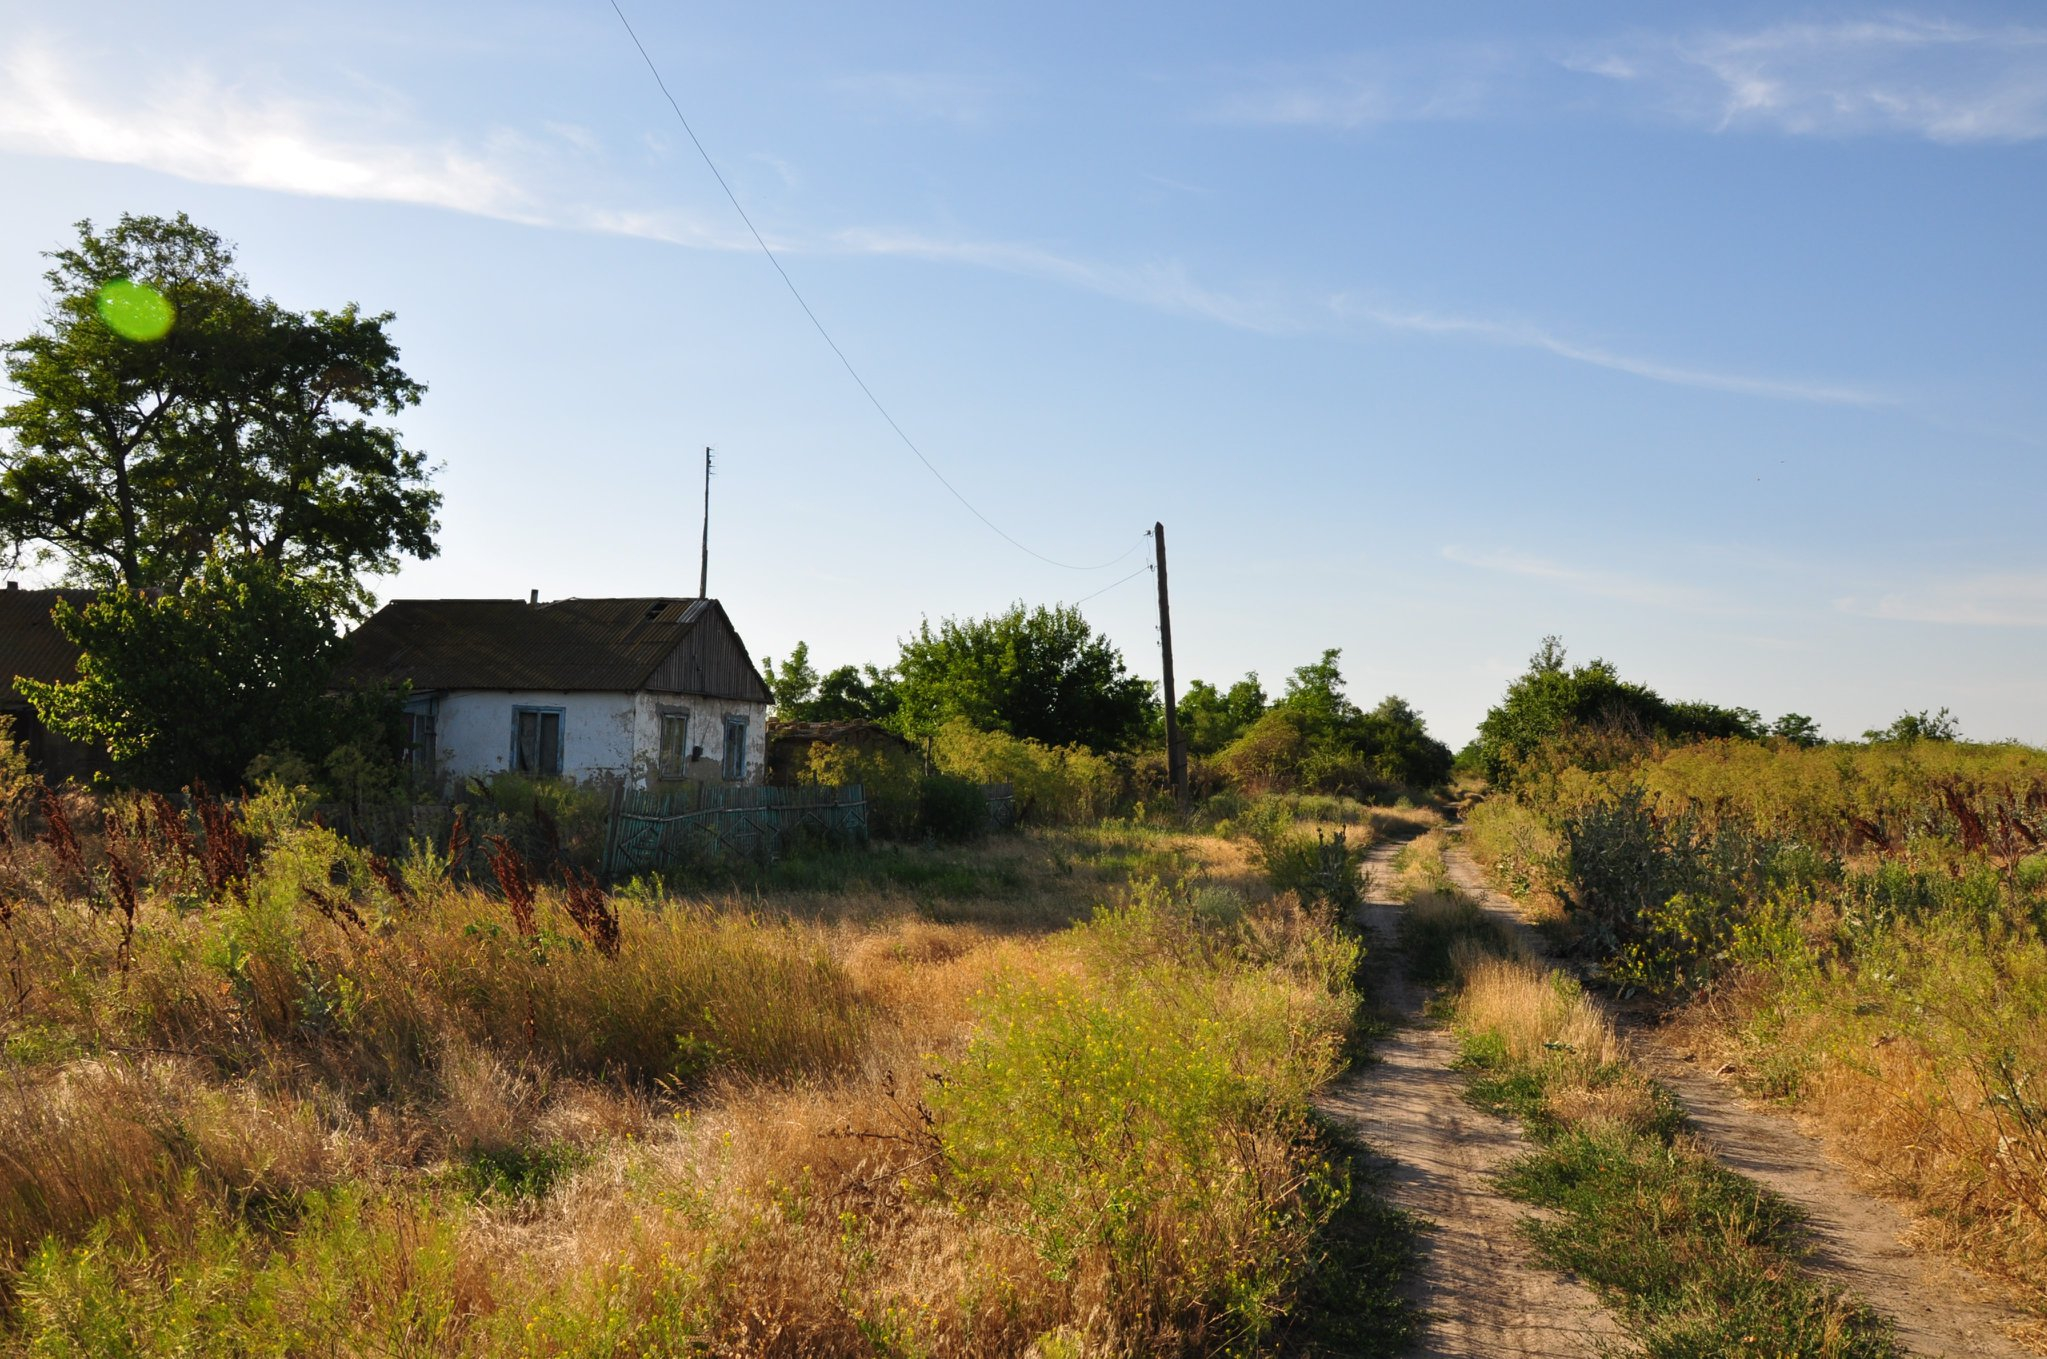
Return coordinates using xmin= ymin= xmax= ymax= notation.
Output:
xmin=1570 ymin=17 xmax=2047 ymax=142
xmin=1210 ymin=17 xmax=2047 ymax=143
xmin=1838 ymin=573 xmax=2047 ymax=626
xmin=0 ymin=38 xmax=754 ymax=249
xmin=0 ymin=40 xmax=535 ymax=216
xmin=1332 ymin=299 xmax=1890 ymax=405
xmin=1209 ymin=47 xmax=1512 ymax=128
xmin=0 ymin=36 xmax=1890 ymax=407
xmin=832 ymin=229 xmax=1297 ymax=332
xmin=1442 ymin=545 xmax=1735 ymax=613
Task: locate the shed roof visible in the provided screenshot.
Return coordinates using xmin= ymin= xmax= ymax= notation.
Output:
xmin=341 ymin=596 xmax=772 ymax=702
xmin=0 ymin=588 xmax=95 ymax=707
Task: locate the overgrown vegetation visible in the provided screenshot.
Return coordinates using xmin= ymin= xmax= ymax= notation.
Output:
xmin=763 ymin=635 xmax=1457 ymax=810
xmin=0 ymin=780 xmax=1407 ymax=1354
xmin=1466 ymin=730 xmax=2047 ymax=1317
xmin=1468 ymin=636 xmax=1803 ymax=787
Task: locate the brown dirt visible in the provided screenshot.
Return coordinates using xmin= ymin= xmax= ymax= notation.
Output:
xmin=1442 ymin=841 xmax=2046 ymax=1359
xmin=1315 ymin=841 xmax=1621 ymax=1357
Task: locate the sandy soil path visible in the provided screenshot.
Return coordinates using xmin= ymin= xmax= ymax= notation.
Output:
xmin=1442 ymin=842 xmax=2044 ymax=1359
xmin=1314 ymin=841 xmax=1621 ymax=1358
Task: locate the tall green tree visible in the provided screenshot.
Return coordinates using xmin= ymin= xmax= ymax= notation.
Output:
xmin=1218 ymin=648 xmax=1451 ymax=791
xmin=892 ymin=603 xmax=1155 ymax=751
xmin=1863 ymin=708 xmax=1960 ymax=744
xmin=1177 ymin=673 xmax=1266 ymax=755
xmin=1472 ymin=636 xmax=1764 ymax=783
xmin=762 ymin=642 xmax=900 ymax=723
xmin=1769 ymin=712 xmax=1825 ymax=747
xmin=18 ymin=553 xmax=363 ymax=789
xmin=1 ymin=213 xmax=438 ymax=615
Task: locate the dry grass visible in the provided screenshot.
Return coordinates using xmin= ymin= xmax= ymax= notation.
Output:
xmin=0 ymin=789 xmax=1370 ymax=1354
xmin=1456 ymin=953 xmax=1627 ymax=1076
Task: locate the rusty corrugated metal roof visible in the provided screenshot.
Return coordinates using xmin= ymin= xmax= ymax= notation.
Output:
xmin=0 ymin=588 xmax=95 ymax=707
xmin=340 ymin=596 xmax=757 ymax=694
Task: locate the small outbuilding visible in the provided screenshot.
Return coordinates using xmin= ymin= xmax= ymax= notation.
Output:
xmin=343 ymin=595 xmax=773 ymax=790
xmin=766 ymin=718 xmax=920 ymax=785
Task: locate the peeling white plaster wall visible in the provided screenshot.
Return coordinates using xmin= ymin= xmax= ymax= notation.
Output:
xmin=418 ymin=689 xmax=768 ymax=790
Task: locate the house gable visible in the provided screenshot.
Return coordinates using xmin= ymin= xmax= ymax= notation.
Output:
xmin=644 ymin=599 xmax=772 ymax=704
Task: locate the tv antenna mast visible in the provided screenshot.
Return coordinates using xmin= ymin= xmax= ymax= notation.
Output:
xmin=699 ymin=446 xmax=713 ymax=598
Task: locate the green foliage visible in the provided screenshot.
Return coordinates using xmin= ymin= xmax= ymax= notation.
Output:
xmin=1770 ymin=712 xmax=1825 ymax=747
xmin=0 ymin=213 xmax=437 ymax=613
xmin=1250 ymin=824 xmax=1365 ymax=913
xmin=1176 ymin=673 xmax=1268 ymax=756
xmin=19 ymin=553 xmax=400 ymax=790
xmin=1472 ymin=636 xmax=1763 ymax=785
xmin=1862 ymin=706 xmax=1961 ymax=743
xmin=918 ymin=773 xmax=988 ymax=844
xmin=893 ymin=602 xmax=1155 ymax=752
xmin=805 ymin=736 xmax=924 ymax=838
xmin=931 ymin=719 xmax=1118 ymax=825
xmin=1560 ymin=784 xmax=1832 ymax=993
xmin=762 ymin=641 xmax=900 ymax=723
xmin=1216 ymin=650 xmax=1452 ymax=795
xmin=457 ymin=1142 xmax=585 ymax=1201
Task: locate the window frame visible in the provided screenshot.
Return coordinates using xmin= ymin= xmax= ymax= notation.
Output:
xmin=510 ymin=705 xmax=566 ymax=777
xmin=721 ymin=714 xmax=749 ymax=782
xmin=657 ymin=706 xmax=692 ymax=779
xmin=402 ymin=707 xmax=437 ymax=772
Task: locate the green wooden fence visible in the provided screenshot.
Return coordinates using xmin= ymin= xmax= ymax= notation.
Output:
xmin=601 ymin=782 xmax=870 ymax=877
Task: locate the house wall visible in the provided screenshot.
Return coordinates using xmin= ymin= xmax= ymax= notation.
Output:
xmin=417 ymin=689 xmax=769 ymax=789
xmin=426 ymin=690 xmax=638 ymax=786
xmin=632 ymin=692 xmax=769 ymax=786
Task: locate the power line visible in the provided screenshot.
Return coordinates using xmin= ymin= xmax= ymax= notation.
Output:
xmin=1070 ymin=561 xmax=1153 ymax=608
xmin=607 ymin=1 xmax=1145 ymax=573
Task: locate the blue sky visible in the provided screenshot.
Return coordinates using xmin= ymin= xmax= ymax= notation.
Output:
xmin=2 ymin=2 xmax=2043 ymax=746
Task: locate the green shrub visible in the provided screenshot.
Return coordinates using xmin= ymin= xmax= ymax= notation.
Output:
xmin=930 ymin=719 xmax=1116 ymax=825
xmin=805 ymin=737 xmax=922 ymax=838
xmin=918 ymin=773 xmax=988 ymax=844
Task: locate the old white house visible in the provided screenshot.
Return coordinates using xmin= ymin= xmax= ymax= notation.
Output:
xmin=343 ymin=596 xmax=773 ymax=789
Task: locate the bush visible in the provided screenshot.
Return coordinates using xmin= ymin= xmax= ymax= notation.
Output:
xmin=1254 ymin=828 xmax=1365 ymax=914
xmin=919 ymin=774 xmax=988 ymax=844
xmin=930 ymin=719 xmax=1117 ymax=825
xmin=805 ymin=738 xmax=923 ymax=839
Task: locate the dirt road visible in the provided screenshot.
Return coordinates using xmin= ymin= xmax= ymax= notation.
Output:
xmin=1315 ymin=840 xmax=1621 ymax=1358
xmin=1437 ymin=843 xmax=2043 ymax=1359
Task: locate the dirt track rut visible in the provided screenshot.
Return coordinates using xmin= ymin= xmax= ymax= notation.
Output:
xmin=1315 ymin=841 xmax=1620 ymax=1358
xmin=1439 ymin=843 xmax=2043 ymax=1359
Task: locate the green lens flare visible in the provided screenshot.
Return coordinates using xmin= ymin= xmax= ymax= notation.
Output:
xmin=95 ymin=279 xmax=176 ymax=342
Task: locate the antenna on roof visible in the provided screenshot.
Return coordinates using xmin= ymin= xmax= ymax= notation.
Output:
xmin=699 ymin=445 xmax=713 ymax=600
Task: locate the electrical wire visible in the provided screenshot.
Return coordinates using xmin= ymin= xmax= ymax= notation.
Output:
xmin=1069 ymin=561 xmax=1153 ymax=608
xmin=607 ymin=0 xmax=1145 ymax=572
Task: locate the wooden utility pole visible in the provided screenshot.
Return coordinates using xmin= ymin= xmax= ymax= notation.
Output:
xmin=1154 ymin=520 xmax=1187 ymax=806
xmin=698 ymin=446 xmax=713 ymax=598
